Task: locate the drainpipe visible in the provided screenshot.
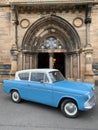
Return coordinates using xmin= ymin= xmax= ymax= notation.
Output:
xmin=85 ymin=3 xmax=92 ymax=47
xmin=11 ymin=5 xmax=19 ymax=49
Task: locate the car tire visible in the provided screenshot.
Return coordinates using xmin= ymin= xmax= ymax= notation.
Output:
xmin=11 ymin=90 xmax=21 ymax=103
xmin=61 ymin=99 xmax=79 ymax=118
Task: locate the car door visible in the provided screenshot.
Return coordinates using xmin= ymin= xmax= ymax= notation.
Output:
xmin=27 ymin=72 xmax=54 ymax=106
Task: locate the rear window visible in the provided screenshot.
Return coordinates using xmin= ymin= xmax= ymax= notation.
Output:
xmin=18 ymin=72 xmax=29 ymax=80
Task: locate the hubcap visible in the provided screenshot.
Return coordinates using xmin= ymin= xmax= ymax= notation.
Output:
xmin=64 ymin=102 xmax=77 ymax=116
xmin=12 ymin=92 xmax=19 ymax=101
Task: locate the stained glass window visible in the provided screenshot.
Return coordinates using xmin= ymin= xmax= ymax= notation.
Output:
xmin=40 ymin=37 xmax=63 ymax=50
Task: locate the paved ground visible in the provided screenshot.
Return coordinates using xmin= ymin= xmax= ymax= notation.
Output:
xmin=0 ymin=84 xmax=98 ymax=130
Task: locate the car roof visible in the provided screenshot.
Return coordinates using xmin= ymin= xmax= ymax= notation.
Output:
xmin=16 ymin=69 xmax=59 ymax=74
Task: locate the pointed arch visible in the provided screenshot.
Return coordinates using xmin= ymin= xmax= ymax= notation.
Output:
xmin=22 ymin=15 xmax=81 ymax=52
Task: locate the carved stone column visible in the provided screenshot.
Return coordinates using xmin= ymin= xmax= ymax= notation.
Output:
xmin=84 ymin=47 xmax=94 ymax=83
xmin=10 ymin=44 xmax=19 ymax=75
xmin=77 ymin=52 xmax=81 ymax=81
xmin=49 ymin=53 xmax=53 ymax=69
xmin=34 ymin=53 xmax=38 ymax=68
xmin=84 ymin=4 xmax=94 ymax=83
xmin=70 ymin=55 xmax=73 ymax=79
xmin=10 ymin=5 xmax=19 ymax=77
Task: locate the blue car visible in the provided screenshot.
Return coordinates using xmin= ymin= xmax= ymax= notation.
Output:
xmin=2 ymin=69 xmax=96 ymax=118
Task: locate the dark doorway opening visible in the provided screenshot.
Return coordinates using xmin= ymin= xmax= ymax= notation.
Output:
xmin=38 ymin=52 xmax=65 ymax=77
xmin=38 ymin=53 xmax=49 ymax=68
xmin=53 ymin=53 xmax=65 ymax=76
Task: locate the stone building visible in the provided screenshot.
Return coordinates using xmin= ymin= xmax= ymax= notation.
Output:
xmin=0 ymin=0 xmax=98 ymax=83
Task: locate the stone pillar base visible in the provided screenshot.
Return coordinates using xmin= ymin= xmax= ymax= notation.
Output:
xmin=10 ymin=44 xmax=18 ymax=77
xmin=9 ymin=74 xmax=15 ymax=80
xmin=10 ymin=60 xmax=18 ymax=74
xmin=83 ymin=46 xmax=94 ymax=84
xmin=84 ymin=73 xmax=94 ymax=84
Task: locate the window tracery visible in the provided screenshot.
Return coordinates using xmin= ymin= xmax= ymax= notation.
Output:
xmin=39 ymin=37 xmax=63 ymax=50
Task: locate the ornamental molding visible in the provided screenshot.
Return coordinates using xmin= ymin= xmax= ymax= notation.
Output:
xmin=73 ymin=17 xmax=83 ymax=27
xmin=0 ymin=0 xmax=96 ymax=5
xmin=10 ymin=0 xmax=94 ymax=3
xmin=20 ymin=19 xmax=30 ymax=28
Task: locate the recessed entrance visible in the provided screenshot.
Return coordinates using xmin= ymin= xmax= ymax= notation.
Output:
xmin=38 ymin=53 xmax=49 ymax=68
xmin=53 ymin=53 xmax=65 ymax=76
xmin=22 ymin=15 xmax=81 ymax=80
xmin=38 ymin=53 xmax=65 ymax=76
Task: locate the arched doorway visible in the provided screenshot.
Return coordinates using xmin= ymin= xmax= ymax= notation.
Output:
xmin=38 ymin=52 xmax=65 ymax=76
xmin=37 ymin=36 xmax=66 ymax=76
xmin=22 ymin=15 xmax=81 ymax=79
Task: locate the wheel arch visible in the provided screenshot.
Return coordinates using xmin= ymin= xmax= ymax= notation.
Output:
xmin=58 ymin=97 xmax=78 ymax=108
xmin=10 ymin=89 xmax=20 ymax=94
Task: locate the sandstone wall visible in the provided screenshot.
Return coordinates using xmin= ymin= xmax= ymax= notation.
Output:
xmin=0 ymin=1 xmax=97 ymax=81
xmin=0 ymin=7 xmax=11 ymax=64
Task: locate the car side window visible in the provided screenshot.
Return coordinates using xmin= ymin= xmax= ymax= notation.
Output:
xmin=44 ymin=74 xmax=49 ymax=83
xmin=18 ymin=72 xmax=29 ymax=80
xmin=31 ymin=72 xmax=44 ymax=82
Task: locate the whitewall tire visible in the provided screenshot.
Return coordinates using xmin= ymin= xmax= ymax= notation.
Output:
xmin=61 ymin=99 xmax=79 ymax=118
xmin=11 ymin=90 xmax=21 ymax=103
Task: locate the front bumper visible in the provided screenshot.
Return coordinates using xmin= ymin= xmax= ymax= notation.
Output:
xmin=84 ymin=95 xmax=96 ymax=109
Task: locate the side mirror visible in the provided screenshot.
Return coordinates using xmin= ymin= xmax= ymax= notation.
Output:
xmin=40 ymin=80 xmax=44 ymax=83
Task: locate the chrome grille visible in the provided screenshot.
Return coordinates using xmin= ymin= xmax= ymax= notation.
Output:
xmin=89 ymin=95 xmax=96 ymax=105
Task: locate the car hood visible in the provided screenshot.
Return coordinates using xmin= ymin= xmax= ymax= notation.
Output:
xmin=53 ymin=80 xmax=94 ymax=93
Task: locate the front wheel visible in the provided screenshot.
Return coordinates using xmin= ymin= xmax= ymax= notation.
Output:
xmin=61 ymin=99 xmax=79 ymax=118
xmin=11 ymin=90 xmax=21 ymax=103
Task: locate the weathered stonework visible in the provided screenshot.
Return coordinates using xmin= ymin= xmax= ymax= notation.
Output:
xmin=0 ymin=0 xmax=98 ymax=83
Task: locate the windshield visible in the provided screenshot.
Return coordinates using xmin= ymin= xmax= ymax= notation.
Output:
xmin=49 ymin=71 xmax=65 ymax=83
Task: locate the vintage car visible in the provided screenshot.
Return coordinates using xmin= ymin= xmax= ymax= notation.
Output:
xmin=2 ymin=69 xmax=95 ymax=118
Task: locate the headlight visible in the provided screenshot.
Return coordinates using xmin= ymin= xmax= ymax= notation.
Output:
xmin=92 ymin=85 xmax=95 ymax=91
xmin=87 ymin=92 xmax=91 ymax=99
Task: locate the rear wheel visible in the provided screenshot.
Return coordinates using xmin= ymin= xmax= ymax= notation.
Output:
xmin=61 ymin=99 xmax=79 ymax=118
xmin=11 ymin=90 xmax=21 ymax=103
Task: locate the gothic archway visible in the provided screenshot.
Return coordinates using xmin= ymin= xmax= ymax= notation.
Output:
xmin=22 ymin=15 xmax=81 ymax=79
xmin=22 ymin=14 xmax=81 ymax=52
